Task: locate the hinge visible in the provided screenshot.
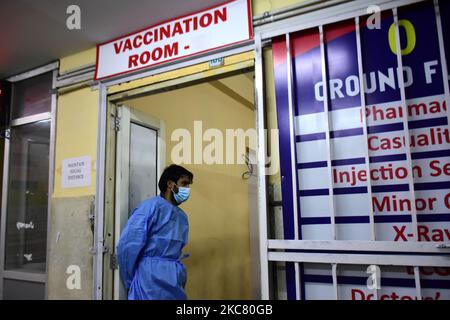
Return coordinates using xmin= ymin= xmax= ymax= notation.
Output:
xmin=113 ymin=116 xmax=121 ymax=132
xmin=1 ymin=129 xmax=11 ymax=140
xmin=89 ymin=200 xmax=95 ymax=234
xmin=110 ymin=253 xmax=119 ymax=270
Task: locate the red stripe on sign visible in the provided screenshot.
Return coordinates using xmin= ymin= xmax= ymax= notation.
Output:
xmin=324 ymin=19 xmax=355 ymax=44
xmin=247 ymin=0 xmax=253 ymax=39
xmin=292 ymin=28 xmax=320 ymax=57
xmin=272 ymin=36 xmax=287 ymax=67
xmin=94 ymin=43 xmax=100 ymax=80
xmin=290 ymin=20 xmax=355 ymax=58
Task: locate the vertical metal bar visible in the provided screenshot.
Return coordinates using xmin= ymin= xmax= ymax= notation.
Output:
xmin=255 ymin=33 xmax=270 ymax=300
xmin=44 ymin=69 xmax=58 ymax=299
xmin=93 ymin=83 xmax=107 ymax=300
xmin=355 ymin=16 xmax=379 ymax=301
xmin=113 ymin=106 xmax=131 ymax=299
xmin=393 ymin=7 xmax=419 ymax=240
xmin=319 ymin=25 xmax=337 ymax=240
xmin=431 ymin=0 xmax=450 ymax=300
xmin=285 ymin=33 xmax=300 ymax=241
xmin=414 ymin=266 xmax=422 ymax=300
xmin=393 ymin=7 xmax=422 ymax=300
xmin=434 ymin=0 xmax=450 ymax=132
xmin=285 ymin=32 xmax=301 ymax=300
xmin=113 ymin=106 xmax=122 ymax=300
xmin=355 ymin=17 xmax=376 ymax=242
xmin=102 ymin=101 xmax=116 ymax=300
xmin=331 ymin=263 xmax=339 ymax=300
xmin=294 ymin=262 xmax=301 ymax=300
xmin=408 ymin=0 xmax=450 ymax=300
xmin=0 ymin=129 xmax=10 ymax=300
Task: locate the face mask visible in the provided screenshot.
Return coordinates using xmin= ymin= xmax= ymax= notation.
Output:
xmin=172 ymin=186 xmax=190 ymax=204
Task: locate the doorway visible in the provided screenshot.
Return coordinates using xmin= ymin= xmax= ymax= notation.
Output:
xmin=114 ymin=106 xmax=165 ymax=299
xmin=104 ymin=67 xmax=258 ymax=300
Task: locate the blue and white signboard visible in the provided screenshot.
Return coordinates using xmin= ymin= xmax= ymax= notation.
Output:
xmin=273 ymin=0 xmax=450 ymax=300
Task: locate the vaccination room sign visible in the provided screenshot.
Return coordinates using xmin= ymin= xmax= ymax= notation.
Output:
xmin=273 ymin=1 xmax=450 ymax=300
xmin=94 ymin=0 xmax=252 ymax=80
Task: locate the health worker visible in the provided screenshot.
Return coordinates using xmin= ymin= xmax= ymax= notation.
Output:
xmin=117 ymin=164 xmax=193 ymax=300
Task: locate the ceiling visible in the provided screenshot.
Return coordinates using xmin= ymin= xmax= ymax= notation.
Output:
xmin=0 ymin=0 xmax=227 ymax=78
xmin=209 ymin=72 xmax=255 ymax=110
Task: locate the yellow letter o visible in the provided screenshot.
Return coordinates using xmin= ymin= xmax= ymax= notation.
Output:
xmin=388 ymin=19 xmax=416 ymax=56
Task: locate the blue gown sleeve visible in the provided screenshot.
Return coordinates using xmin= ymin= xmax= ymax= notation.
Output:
xmin=116 ymin=204 xmax=153 ymax=289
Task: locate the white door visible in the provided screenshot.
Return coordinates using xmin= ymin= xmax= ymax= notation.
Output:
xmin=114 ymin=105 xmax=165 ymax=300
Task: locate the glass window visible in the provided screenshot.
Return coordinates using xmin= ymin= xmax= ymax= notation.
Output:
xmin=11 ymin=72 xmax=52 ymax=120
xmin=0 ymin=81 xmax=11 ymax=127
xmin=4 ymin=120 xmax=50 ymax=273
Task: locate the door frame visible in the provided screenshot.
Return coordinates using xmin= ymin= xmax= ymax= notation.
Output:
xmin=96 ymin=47 xmax=258 ymax=300
xmin=113 ymin=105 xmax=165 ymax=300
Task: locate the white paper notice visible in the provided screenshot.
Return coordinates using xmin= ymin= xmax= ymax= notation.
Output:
xmin=62 ymin=156 xmax=92 ymax=188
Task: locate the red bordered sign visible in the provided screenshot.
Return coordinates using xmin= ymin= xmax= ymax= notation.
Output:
xmin=94 ymin=0 xmax=253 ymax=80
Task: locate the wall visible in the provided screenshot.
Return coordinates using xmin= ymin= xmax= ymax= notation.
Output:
xmin=253 ymin=0 xmax=309 ymax=15
xmin=47 ymin=195 xmax=95 ymax=299
xmin=47 ymin=57 xmax=98 ymax=298
xmin=59 ymin=48 xmax=96 ymax=74
xmin=53 ymin=87 xmax=98 ymax=198
xmin=264 ymin=47 xmax=281 ymax=186
xmin=124 ymin=75 xmax=255 ymax=299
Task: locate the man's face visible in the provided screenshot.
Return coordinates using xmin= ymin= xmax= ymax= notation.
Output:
xmin=169 ymin=175 xmax=192 ymax=194
xmin=177 ymin=175 xmax=191 ymax=189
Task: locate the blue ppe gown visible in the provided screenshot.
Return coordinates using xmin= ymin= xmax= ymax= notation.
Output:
xmin=117 ymin=195 xmax=189 ymax=300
